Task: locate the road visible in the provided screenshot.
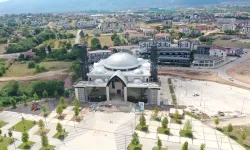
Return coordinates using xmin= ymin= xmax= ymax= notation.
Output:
xmin=217 ymin=52 xmax=250 ymax=88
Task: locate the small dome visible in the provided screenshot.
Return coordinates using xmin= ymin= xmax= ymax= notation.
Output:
xmin=95 ymin=68 xmax=106 ymax=74
xmin=94 ymin=79 xmax=104 ymax=84
xmin=93 ymin=63 xmax=102 ymax=68
xmin=133 ymin=79 xmax=143 ymax=84
xmin=142 ymin=63 xmax=150 ymax=68
xmin=133 ymin=69 xmax=143 ymax=74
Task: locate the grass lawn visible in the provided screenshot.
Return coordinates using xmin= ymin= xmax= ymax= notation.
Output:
xmin=4 ymin=61 xmax=71 ymax=77
xmin=34 ymin=129 xmax=50 ymax=136
xmin=10 ymin=120 xmax=35 ymax=132
xmin=213 ymin=40 xmax=250 ymax=48
xmin=40 ymin=61 xmax=72 ymax=71
xmin=0 ymin=136 xmax=13 ymax=148
xmin=18 ymin=141 xmax=35 ymax=149
xmin=170 ymin=118 xmax=182 ymax=124
xmin=219 ymin=126 xmax=250 ymax=150
xmin=88 ymin=35 xmax=114 ymax=47
xmin=179 ymin=130 xmax=193 ymax=138
xmin=5 ymin=62 xmax=35 ymax=77
xmin=39 ymin=145 xmax=55 ymax=150
xmin=136 ymin=124 xmax=148 ymax=132
xmin=127 ymin=143 xmax=142 ymax=150
xmin=157 ymin=127 xmax=170 ymax=135
xmin=0 ymin=121 xmax=8 ymax=128
xmin=0 ymin=44 xmax=8 ymax=54
xmin=53 ymin=132 xmax=69 ymax=139
xmin=153 ymin=147 xmax=168 ymax=150
xmin=53 ymin=38 xmax=75 ymax=49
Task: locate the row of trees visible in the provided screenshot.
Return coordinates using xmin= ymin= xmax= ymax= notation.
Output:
xmin=6 ymin=29 xmax=75 ymax=53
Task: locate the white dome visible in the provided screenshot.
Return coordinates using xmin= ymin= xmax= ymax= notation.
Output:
xmin=103 ymin=52 xmax=140 ymax=70
xmin=133 ymin=69 xmax=143 ymax=74
xmin=95 ymin=68 xmax=106 ymax=74
xmin=94 ymin=79 xmax=104 ymax=84
xmin=133 ymin=79 xmax=143 ymax=84
xmin=137 ymin=58 xmax=143 ymax=62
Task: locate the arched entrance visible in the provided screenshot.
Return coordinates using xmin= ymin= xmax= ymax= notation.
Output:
xmin=107 ymin=75 xmax=126 ymax=101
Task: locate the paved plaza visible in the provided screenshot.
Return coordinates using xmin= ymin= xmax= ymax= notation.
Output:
xmin=164 ymin=76 xmax=250 ymax=116
xmin=0 ymin=105 xmax=246 ymax=150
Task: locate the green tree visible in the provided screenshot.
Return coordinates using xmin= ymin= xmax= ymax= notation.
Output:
xmin=155 ymin=26 xmax=161 ymax=32
xmin=56 ymin=105 xmax=63 ymax=117
xmin=90 ymin=38 xmax=101 ymax=50
xmin=214 ymin=118 xmax=219 ymax=128
xmin=182 ymin=141 xmax=188 ymax=150
xmin=22 ymin=131 xmax=29 ymax=146
xmin=111 ymin=33 xmax=117 ymax=41
xmin=227 ymin=123 xmax=233 ymax=135
xmin=153 ymin=107 xmax=159 ymax=119
xmin=56 ymin=123 xmax=63 ymax=135
xmin=33 ymin=92 xmax=39 ymax=100
xmin=41 ymin=105 xmax=47 ymax=115
xmin=35 ymin=64 xmax=41 ymax=73
xmin=43 ymin=90 xmax=48 ymax=98
xmin=157 ymin=136 xmax=162 ymax=150
xmin=4 ymin=81 xmax=19 ymax=96
xmin=113 ymin=36 xmax=122 ymax=46
xmin=74 ymin=104 xmax=79 ymax=120
xmin=184 ymin=120 xmax=192 ymax=132
xmin=10 ymin=98 xmax=16 ymax=108
xmin=200 ymin=144 xmax=205 ymax=150
xmin=54 ymin=91 xmax=58 ymax=98
xmin=60 ymin=97 xmax=65 ymax=105
xmin=38 ymin=119 xmax=45 ymax=131
xmin=139 ymin=114 xmax=146 ymax=126
xmin=74 ymin=98 xmax=80 ymax=107
xmin=131 ymin=132 xmax=140 ymax=145
xmin=41 ymin=135 xmax=49 ymax=149
xmin=174 ymin=110 xmax=179 ymax=120
xmin=162 ymin=117 xmax=168 ymax=128
xmin=79 ymin=30 xmax=84 ymax=38
xmin=0 ymin=101 xmax=3 ymax=111
xmin=8 ymin=130 xmax=12 ymax=138
xmin=22 ymin=94 xmax=28 ymax=106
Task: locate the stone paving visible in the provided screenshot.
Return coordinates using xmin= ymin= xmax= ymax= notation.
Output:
xmin=0 ymin=107 xmax=246 ymax=150
xmin=135 ymin=111 xmax=245 ymax=150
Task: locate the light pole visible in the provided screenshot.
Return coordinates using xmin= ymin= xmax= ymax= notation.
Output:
xmin=241 ymin=98 xmax=245 ymax=115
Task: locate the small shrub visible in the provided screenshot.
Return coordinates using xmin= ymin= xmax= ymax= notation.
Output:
xmin=28 ymin=62 xmax=35 ymax=69
xmin=180 ymin=130 xmax=193 ymax=138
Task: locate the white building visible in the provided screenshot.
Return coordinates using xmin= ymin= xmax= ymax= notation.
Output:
xmin=221 ymin=24 xmax=236 ymax=31
xmin=242 ymin=26 xmax=250 ymax=35
xmin=178 ymin=39 xmax=194 ymax=50
xmin=209 ymin=46 xmax=227 ymax=61
xmin=74 ymin=52 xmax=161 ymax=105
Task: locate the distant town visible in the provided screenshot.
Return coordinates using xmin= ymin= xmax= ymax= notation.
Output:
xmin=0 ymin=4 xmax=250 ymax=150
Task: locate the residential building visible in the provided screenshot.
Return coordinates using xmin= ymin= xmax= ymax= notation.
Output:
xmin=139 ymin=40 xmax=171 ymax=49
xmin=196 ymin=45 xmax=212 ymax=55
xmin=192 ymin=54 xmax=224 ymax=67
xmin=209 ymin=46 xmax=227 ymax=61
xmin=138 ymin=47 xmax=191 ymax=67
xmin=222 ymin=24 xmax=236 ymax=31
xmin=178 ymin=39 xmax=194 ymax=50
xmin=242 ymin=26 xmax=250 ymax=35
xmin=163 ymin=20 xmax=173 ymax=27
xmin=196 ymin=25 xmax=215 ymax=30
xmin=217 ymin=18 xmax=236 ymax=25
xmin=88 ymin=50 xmax=113 ymax=64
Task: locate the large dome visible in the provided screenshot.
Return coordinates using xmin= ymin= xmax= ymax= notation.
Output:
xmin=103 ymin=52 xmax=140 ymax=70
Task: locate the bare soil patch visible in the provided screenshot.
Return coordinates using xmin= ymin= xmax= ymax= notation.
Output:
xmin=159 ymin=68 xmax=250 ymax=90
xmin=227 ymin=59 xmax=250 ymax=84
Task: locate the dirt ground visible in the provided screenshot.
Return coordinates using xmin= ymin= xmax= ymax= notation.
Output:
xmin=0 ymin=44 xmax=8 ymax=54
xmin=158 ymin=68 xmax=250 ymax=90
xmin=227 ymin=59 xmax=250 ymax=84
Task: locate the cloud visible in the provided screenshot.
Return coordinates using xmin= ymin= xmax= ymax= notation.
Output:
xmin=0 ymin=0 xmax=9 ymax=2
